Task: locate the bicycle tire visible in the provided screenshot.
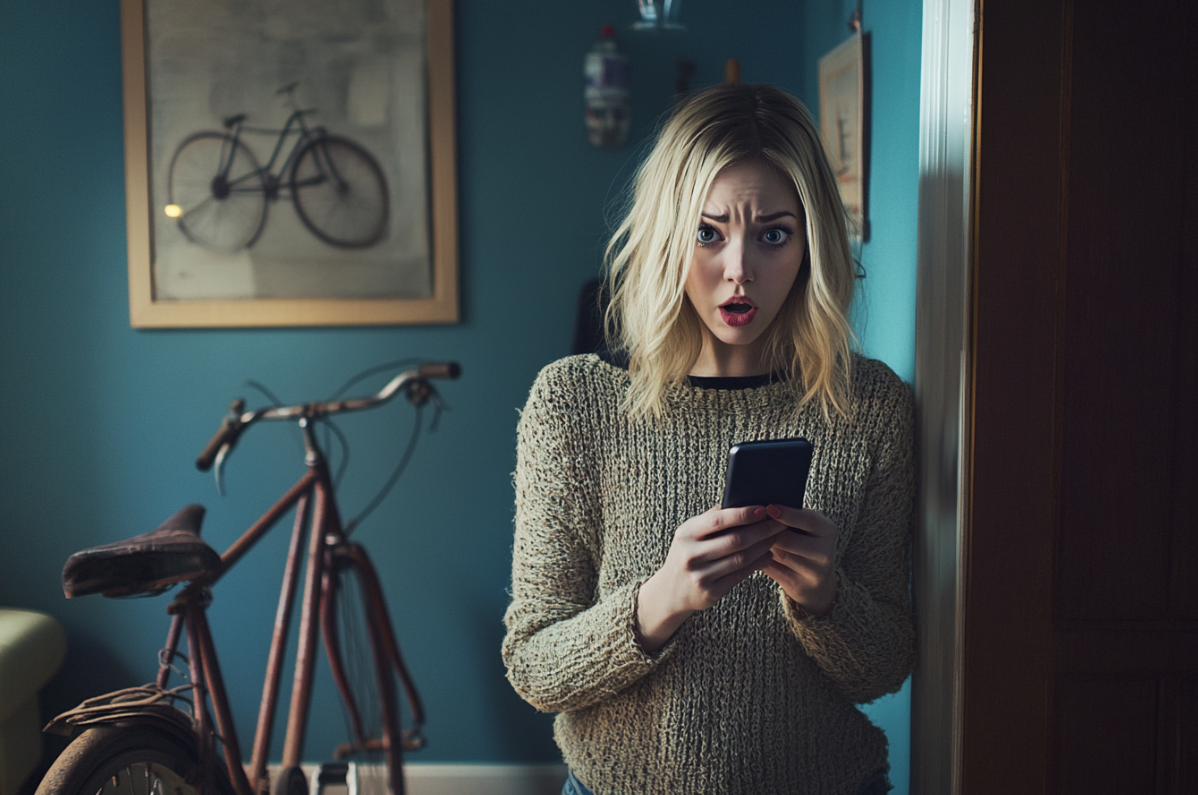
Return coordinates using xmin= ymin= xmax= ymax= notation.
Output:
xmin=35 ymin=724 xmax=234 ymax=795
xmin=291 ymin=136 xmax=389 ymax=248
xmin=321 ymin=546 xmax=406 ymax=795
xmin=169 ymin=132 xmax=268 ymax=252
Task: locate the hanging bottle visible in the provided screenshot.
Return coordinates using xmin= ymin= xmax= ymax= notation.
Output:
xmin=584 ymin=25 xmax=631 ymax=149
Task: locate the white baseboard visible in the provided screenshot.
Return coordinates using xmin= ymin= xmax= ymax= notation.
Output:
xmin=269 ymin=763 xmax=567 ymax=795
xmin=404 ymin=764 xmax=567 ymax=795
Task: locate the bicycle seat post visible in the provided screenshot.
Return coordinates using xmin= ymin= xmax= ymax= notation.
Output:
xmin=277 ymin=82 xmax=300 ymax=110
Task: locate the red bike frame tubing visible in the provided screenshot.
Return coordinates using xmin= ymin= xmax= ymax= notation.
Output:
xmin=157 ymin=612 xmax=185 ymax=690
xmin=324 ymin=544 xmax=426 ymax=737
xmin=281 ymin=470 xmax=345 ymax=769
xmin=159 ymin=467 xmax=323 ymax=795
xmin=248 ymin=490 xmax=312 ymax=792
xmin=201 ymin=470 xmax=321 ymax=588
xmin=194 ymin=606 xmax=253 ymax=795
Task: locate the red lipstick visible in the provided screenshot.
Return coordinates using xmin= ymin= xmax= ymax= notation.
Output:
xmin=719 ymin=296 xmax=757 ymax=327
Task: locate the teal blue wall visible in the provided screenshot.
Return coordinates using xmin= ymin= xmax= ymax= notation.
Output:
xmin=0 ymin=0 xmax=920 ymax=787
xmin=800 ymin=4 xmax=924 ymax=793
xmin=802 ymin=0 xmax=923 ymax=384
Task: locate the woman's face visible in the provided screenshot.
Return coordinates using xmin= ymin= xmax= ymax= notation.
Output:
xmin=684 ymin=160 xmax=807 ymax=377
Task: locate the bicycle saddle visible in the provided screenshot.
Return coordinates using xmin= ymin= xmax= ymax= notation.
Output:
xmin=62 ymin=504 xmax=222 ymax=598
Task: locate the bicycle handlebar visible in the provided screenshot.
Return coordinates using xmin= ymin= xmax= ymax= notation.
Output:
xmin=195 ymin=362 xmax=461 ymax=472
xmin=195 ymin=399 xmax=247 ymax=472
xmin=418 ymin=361 xmax=460 ymax=380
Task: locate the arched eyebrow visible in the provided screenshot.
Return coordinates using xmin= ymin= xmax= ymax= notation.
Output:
xmin=756 ymin=210 xmax=799 ymax=222
xmin=699 ymin=210 xmax=799 ymax=223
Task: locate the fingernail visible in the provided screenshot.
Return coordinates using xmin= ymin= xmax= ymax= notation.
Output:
xmin=766 ymin=505 xmax=781 ymax=518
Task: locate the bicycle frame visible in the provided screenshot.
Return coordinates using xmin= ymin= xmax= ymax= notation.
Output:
xmin=154 ymin=435 xmax=322 ymax=795
xmin=220 ymin=109 xmax=327 ymax=200
xmin=157 ymin=417 xmax=424 ymax=795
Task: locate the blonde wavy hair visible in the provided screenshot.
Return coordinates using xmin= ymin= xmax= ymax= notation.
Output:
xmin=604 ymin=82 xmax=858 ymax=419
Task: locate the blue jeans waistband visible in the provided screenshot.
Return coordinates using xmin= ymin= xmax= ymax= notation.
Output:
xmin=562 ymin=768 xmax=594 ymax=795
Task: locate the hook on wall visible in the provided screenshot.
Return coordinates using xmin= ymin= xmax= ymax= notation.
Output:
xmin=848 ymin=3 xmax=863 ymax=34
xmin=633 ymin=0 xmax=685 ymax=32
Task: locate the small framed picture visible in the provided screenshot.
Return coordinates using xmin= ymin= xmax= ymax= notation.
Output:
xmin=818 ymin=33 xmax=870 ymax=241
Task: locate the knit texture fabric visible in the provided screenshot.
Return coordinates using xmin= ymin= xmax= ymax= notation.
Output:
xmin=503 ymin=354 xmax=915 ymax=795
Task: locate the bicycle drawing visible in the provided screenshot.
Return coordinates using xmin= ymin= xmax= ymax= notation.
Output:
xmin=166 ymin=84 xmax=390 ymax=253
xmin=37 ymin=361 xmax=461 ymax=795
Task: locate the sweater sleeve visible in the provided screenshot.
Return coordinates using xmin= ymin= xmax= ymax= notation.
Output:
xmin=785 ymin=377 xmax=916 ymax=703
xmin=502 ymin=362 xmax=667 ymax=713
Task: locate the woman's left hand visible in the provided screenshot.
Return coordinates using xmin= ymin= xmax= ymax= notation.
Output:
xmin=761 ymin=505 xmax=839 ymax=617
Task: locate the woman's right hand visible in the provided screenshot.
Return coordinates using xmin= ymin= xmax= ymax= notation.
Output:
xmin=635 ymin=505 xmax=786 ymax=653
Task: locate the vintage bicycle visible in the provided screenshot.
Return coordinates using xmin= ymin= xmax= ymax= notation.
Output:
xmin=166 ymin=83 xmax=390 ymax=252
xmin=36 ymin=361 xmax=461 ymax=795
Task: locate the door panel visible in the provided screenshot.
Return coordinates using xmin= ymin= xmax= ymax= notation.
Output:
xmin=1051 ymin=677 xmax=1158 ymax=794
xmin=966 ymin=0 xmax=1197 ymax=791
xmin=1055 ymin=0 xmax=1191 ymax=626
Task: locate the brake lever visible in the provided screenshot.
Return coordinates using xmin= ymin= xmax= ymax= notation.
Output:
xmin=214 ymin=444 xmax=231 ymax=496
xmin=428 ymin=390 xmax=447 ymax=432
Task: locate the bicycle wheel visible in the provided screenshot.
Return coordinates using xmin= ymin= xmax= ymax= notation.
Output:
xmin=35 ymin=724 xmax=233 ymax=795
xmin=321 ymin=546 xmax=408 ymax=795
xmin=291 ymin=136 xmax=389 ymax=248
xmin=169 ymin=132 xmax=268 ymax=252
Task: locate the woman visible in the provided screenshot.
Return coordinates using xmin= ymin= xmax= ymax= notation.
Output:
xmin=503 ymin=82 xmax=914 ymax=795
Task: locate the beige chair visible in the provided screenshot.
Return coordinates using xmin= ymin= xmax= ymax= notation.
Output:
xmin=0 ymin=609 xmax=66 ymax=795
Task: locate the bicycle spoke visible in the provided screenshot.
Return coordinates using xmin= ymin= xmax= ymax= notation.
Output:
xmin=291 ymin=136 xmax=389 ymax=248
xmin=177 ymin=194 xmax=216 ymax=217
xmin=169 ymin=133 xmax=268 ymax=252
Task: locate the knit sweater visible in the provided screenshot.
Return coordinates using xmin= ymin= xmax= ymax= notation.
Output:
xmin=503 ymin=353 xmax=915 ymax=795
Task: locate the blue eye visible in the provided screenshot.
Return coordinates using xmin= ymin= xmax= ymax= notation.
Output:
xmin=762 ymin=228 xmax=789 ymax=245
xmin=696 ymin=225 xmax=720 ymax=245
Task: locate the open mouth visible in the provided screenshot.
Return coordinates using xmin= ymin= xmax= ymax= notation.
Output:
xmin=718 ymin=298 xmax=758 ymax=327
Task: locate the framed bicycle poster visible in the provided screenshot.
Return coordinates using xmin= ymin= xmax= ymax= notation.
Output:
xmin=121 ymin=0 xmax=458 ymax=327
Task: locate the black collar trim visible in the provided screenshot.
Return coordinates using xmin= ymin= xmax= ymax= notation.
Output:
xmin=597 ymin=350 xmax=784 ymax=390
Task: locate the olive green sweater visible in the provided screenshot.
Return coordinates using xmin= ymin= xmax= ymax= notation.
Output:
xmin=503 ymin=354 xmax=914 ymax=795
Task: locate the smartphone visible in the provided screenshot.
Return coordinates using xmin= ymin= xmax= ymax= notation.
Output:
xmin=720 ymin=437 xmax=814 ymax=510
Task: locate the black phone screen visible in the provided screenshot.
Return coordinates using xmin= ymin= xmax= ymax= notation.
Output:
xmin=720 ymin=438 xmax=814 ymax=510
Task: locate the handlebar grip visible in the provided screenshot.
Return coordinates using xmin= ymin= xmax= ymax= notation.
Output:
xmin=418 ymin=361 xmax=461 ymax=380
xmin=196 ymin=400 xmax=246 ymax=471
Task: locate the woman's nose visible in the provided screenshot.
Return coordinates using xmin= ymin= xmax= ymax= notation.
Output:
xmin=723 ymin=239 xmax=754 ymax=283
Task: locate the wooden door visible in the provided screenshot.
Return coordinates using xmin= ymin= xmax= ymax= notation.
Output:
xmin=964 ymin=0 xmax=1198 ymax=792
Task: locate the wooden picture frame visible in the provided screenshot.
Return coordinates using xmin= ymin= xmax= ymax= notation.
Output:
xmin=818 ymin=32 xmax=870 ymax=241
xmin=121 ymin=0 xmax=458 ymax=327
